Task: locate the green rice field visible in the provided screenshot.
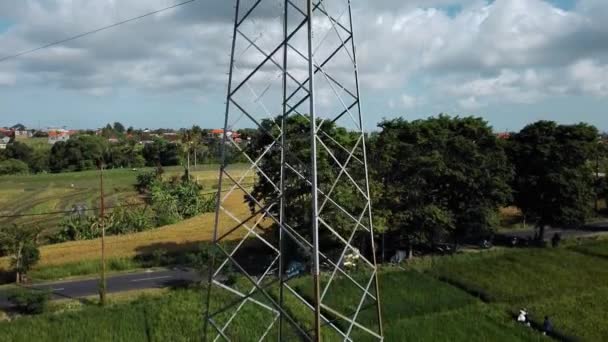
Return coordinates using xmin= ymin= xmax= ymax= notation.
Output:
xmin=0 ymin=164 xmax=252 ymax=238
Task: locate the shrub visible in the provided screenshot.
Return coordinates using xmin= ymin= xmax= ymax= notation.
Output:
xmin=109 ymin=202 xmax=153 ymax=235
xmin=54 ymin=215 xmax=100 ymax=242
xmin=0 ymin=159 xmax=29 ymax=175
xmin=135 ymin=169 xmax=160 ymax=194
xmin=8 ymin=289 xmax=50 ymax=315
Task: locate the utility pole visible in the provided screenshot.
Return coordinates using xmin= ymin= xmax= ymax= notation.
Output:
xmin=596 ymin=141 xmax=601 ymax=213
xmin=98 ymin=161 xmax=107 ymax=306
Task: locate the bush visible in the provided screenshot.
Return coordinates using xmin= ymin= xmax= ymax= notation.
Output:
xmin=109 ymin=203 xmax=153 ymax=235
xmin=8 ymin=289 xmax=50 ymax=315
xmin=135 ymin=170 xmax=160 ymax=194
xmin=0 ymin=159 xmax=29 ymax=175
xmin=54 ymin=215 xmax=100 ymax=242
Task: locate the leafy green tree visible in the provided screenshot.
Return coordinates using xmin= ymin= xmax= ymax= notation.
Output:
xmin=371 ymin=116 xmax=512 ymax=254
xmin=0 ymin=225 xmax=42 ymax=283
xmin=247 ymin=115 xmax=366 ymax=262
xmin=113 ymin=122 xmax=126 ymax=134
xmin=142 ymin=140 xmax=182 ymax=166
xmin=508 ymin=121 xmax=598 ymax=241
xmin=5 ymin=142 xmax=33 ymax=164
xmin=0 ymin=159 xmax=29 ymax=175
xmin=28 ymin=148 xmax=50 ymax=173
xmin=49 ymin=135 xmax=108 ymax=172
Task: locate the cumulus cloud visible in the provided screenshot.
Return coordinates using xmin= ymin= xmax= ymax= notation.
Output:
xmin=1 ymin=0 xmax=608 ymax=113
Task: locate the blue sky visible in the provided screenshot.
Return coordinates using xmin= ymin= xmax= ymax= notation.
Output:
xmin=0 ymin=0 xmax=607 ymax=132
xmin=0 ymin=18 xmax=12 ymax=33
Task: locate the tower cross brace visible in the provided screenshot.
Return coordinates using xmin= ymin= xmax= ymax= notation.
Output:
xmin=204 ymin=1 xmax=383 ymax=340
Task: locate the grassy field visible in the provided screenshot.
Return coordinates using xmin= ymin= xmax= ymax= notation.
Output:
xmin=0 ymin=163 xmax=259 ymax=277
xmin=428 ymin=246 xmax=608 ymax=340
xmin=570 ymin=239 xmax=608 ymax=258
xmin=1 ymin=237 xmax=605 ymax=340
xmin=0 ymin=271 xmax=544 ymax=342
xmin=0 ymin=187 xmax=260 ymax=271
xmin=5 ymin=240 xmax=607 ymax=340
xmin=0 ymin=164 xmax=252 ymax=232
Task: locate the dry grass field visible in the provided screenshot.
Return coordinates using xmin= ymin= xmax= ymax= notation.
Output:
xmin=1 ymin=188 xmax=258 ymax=269
xmin=0 ymin=164 xmax=260 ymax=271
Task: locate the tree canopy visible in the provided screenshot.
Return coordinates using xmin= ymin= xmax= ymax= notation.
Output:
xmin=370 ymin=115 xmax=513 ymax=251
xmin=508 ymin=121 xmax=599 ymax=239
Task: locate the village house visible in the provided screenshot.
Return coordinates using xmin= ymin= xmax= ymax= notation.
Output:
xmin=48 ymin=129 xmax=73 ymax=144
xmin=0 ymin=136 xmax=10 ymax=150
xmin=209 ymin=129 xmax=242 ymax=143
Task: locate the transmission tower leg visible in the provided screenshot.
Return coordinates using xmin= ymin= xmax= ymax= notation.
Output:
xmin=204 ymin=1 xmax=384 ymax=341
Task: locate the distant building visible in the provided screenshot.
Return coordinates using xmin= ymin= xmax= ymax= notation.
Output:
xmin=210 ymin=129 xmax=242 ymax=142
xmin=211 ymin=129 xmax=225 ymax=138
xmin=48 ymin=129 xmax=73 ymax=144
xmin=14 ymin=130 xmax=33 ymax=141
xmin=495 ymin=132 xmax=511 ymax=140
xmin=0 ymin=136 xmax=10 ymax=149
xmin=162 ymin=132 xmax=180 ymax=143
xmin=0 ymin=128 xmax=11 ymax=138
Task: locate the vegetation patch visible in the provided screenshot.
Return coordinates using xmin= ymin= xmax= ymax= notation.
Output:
xmin=428 ymin=248 xmax=608 ymax=304
xmin=569 ymin=239 xmax=608 ymax=259
xmin=526 ymin=286 xmax=608 ymax=341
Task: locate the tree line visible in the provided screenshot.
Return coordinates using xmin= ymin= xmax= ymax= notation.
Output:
xmin=0 ymin=123 xmax=252 ymax=175
xmin=248 ymin=115 xmax=608 ymax=260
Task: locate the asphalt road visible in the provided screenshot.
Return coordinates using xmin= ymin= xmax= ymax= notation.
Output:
xmin=496 ymin=221 xmax=608 ymax=242
xmin=0 ymin=268 xmax=199 ymax=309
xmin=497 ymin=225 xmax=608 ymax=241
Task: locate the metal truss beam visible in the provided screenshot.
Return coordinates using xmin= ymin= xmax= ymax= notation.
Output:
xmin=205 ymin=0 xmax=383 ymax=341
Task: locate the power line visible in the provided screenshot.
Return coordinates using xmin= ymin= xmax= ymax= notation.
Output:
xmin=0 ymin=0 xmax=197 ymax=63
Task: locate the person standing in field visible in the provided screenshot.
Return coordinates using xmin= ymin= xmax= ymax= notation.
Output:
xmin=543 ymin=316 xmax=553 ymax=335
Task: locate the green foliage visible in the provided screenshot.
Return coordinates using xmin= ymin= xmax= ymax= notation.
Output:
xmin=0 ymin=158 xmax=29 ymax=175
xmin=54 ymin=205 xmax=155 ymax=242
xmin=247 ymin=115 xmax=362 ymax=249
xmin=142 ymin=139 xmax=182 ymax=167
xmin=148 ymin=175 xmax=214 ymax=226
xmin=113 ymin=122 xmax=126 ymax=134
xmin=7 ymin=288 xmax=51 ymax=315
xmin=28 ymin=257 xmax=141 ymax=281
xmin=508 ymin=121 xmax=598 ymax=238
xmin=49 ymin=135 xmax=109 ymax=172
xmin=0 ymin=274 xmax=541 ymax=341
xmin=107 ymin=140 xmax=144 ymax=168
xmin=109 ymin=203 xmax=153 ymax=235
xmin=0 ymin=224 xmax=42 ymax=282
xmin=526 ymin=286 xmax=608 ymax=341
xmin=135 ymin=169 xmax=162 ymax=194
xmin=28 ymin=148 xmax=50 ymax=173
xmin=429 ymin=248 xmax=608 ymax=304
xmin=372 ymin=115 xmax=513 ymax=247
xmin=54 ymin=215 xmax=100 ymax=242
xmin=4 ymin=142 xmax=33 ymax=164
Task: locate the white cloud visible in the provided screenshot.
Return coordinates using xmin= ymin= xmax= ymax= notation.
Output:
xmin=1 ymin=0 xmax=608 ymax=113
xmin=459 ymin=96 xmax=484 ymax=110
xmin=400 ymin=94 xmax=418 ymax=109
xmin=0 ymin=72 xmax=16 ymax=86
xmin=569 ymin=59 xmax=608 ymax=97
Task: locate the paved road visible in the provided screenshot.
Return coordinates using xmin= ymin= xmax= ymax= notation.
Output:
xmin=0 ymin=268 xmax=199 ymax=309
xmin=497 ymin=221 xmax=608 ymax=242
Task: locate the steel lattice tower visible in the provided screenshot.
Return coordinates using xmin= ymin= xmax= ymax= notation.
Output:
xmin=204 ymin=0 xmax=383 ymax=340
